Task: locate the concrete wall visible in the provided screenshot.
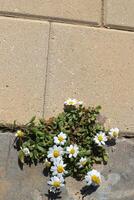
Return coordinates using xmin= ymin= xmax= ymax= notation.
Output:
xmin=0 ymin=1 xmax=134 ymax=132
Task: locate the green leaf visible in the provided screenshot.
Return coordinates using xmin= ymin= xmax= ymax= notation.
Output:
xmin=36 ymin=131 xmax=44 ymax=136
xmin=103 ymin=153 xmax=109 ymax=164
xmin=37 ymin=145 xmax=45 ymax=152
xmin=18 ymin=150 xmax=24 ymax=163
xmin=30 ymin=152 xmax=33 ymax=158
xmin=29 ymin=116 xmax=36 ymax=123
xmin=13 ymin=101 xmax=110 ymax=179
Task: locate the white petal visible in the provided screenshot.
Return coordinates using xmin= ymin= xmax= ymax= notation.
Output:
xmin=101 ymin=141 xmax=105 ymax=145
xmin=69 ymin=154 xmax=72 ymax=158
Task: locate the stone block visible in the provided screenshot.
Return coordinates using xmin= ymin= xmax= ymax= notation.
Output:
xmin=5 ymin=133 xmax=48 ymax=200
xmin=0 ymin=0 xmax=102 ymax=25
xmin=0 ymin=17 xmax=49 ymax=123
xmin=104 ymin=0 xmax=134 ymax=30
xmin=45 ymin=23 xmax=134 ymax=132
xmin=0 ymin=133 xmax=11 ymax=178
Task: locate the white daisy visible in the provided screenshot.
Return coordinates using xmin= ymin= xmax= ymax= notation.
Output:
xmin=15 ymin=130 xmax=24 ymax=138
xmin=51 ymin=159 xmax=67 ymax=176
xmin=47 ymin=145 xmax=64 ymax=162
xmin=54 ymin=132 xmax=67 ymax=145
xmin=78 ymin=157 xmax=87 ymax=168
xmin=108 ymin=128 xmax=119 ymax=139
xmin=48 ymin=176 xmax=64 ymax=193
xmin=22 ymin=147 xmax=30 ymax=156
xmin=94 ymin=131 xmax=107 ymax=146
xmin=85 ymin=169 xmax=101 ymax=186
xmin=64 ymin=98 xmax=77 ymax=106
xmin=66 ymin=144 xmax=79 ymax=158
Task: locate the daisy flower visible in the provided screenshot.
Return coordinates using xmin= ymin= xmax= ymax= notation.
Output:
xmin=78 ymin=157 xmax=87 ymax=168
xmin=51 ymin=159 xmax=67 ymax=176
xmin=47 ymin=145 xmax=64 ymax=162
xmin=15 ymin=130 xmax=24 ymax=138
xmin=66 ymin=144 xmax=79 ymax=158
xmin=85 ymin=169 xmax=101 ymax=186
xmin=54 ymin=132 xmax=67 ymax=145
xmin=48 ymin=176 xmax=64 ymax=193
xmin=94 ymin=131 xmax=107 ymax=146
xmin=108 ymin=128 xmax=119 ymax=139
xmin=22 ymin=147 xmax=30 ymax=156
xmin=64 ymin=98 xmax=77 ymax=106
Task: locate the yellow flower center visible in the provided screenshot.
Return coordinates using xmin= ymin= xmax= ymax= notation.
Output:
xmin=113 ymin=131 xmax=118 ymax=137
xmin=69 ymin=101 xmax=74 ymax=105
xmin=53 ymin=181 xmax=61 ymax=187
xmin=91 ymin=175 xmax=101 ymax=185
xmin=58 ymin=136 xmax=64 ymax=142
xmin=17 ymin=130 xmax=24 ymax=137
xmin=53 ymin=150 xmax=60 ymax=158
xmin=70 ymin=148 xmax=75 ymax=154
xmin=57 ymin=165 xmax=64 ymax=173
xmin=98 ymin=135 xmax=103 ymax=142
xmin=81 ymin=161 xmax=87 ymax=166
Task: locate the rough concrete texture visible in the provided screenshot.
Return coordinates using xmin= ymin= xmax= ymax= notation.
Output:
xmin=105 ymin=0 xmax=134 ymax=30
xmin=0 ymin=1 xmax=133 ymax=132
xmin=0 ymin=17 xmax=49 ymax=123
xmin=0 ymin=132 xmax=134 ymax=200
xmin=0 ymin=0 xmax=101 ymax=25
xmin=45 ymin=23 xmax=134 ymax=132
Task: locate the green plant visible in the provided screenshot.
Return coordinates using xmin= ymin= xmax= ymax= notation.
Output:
xmin=14 ymin=98 xmax=119 ymax=193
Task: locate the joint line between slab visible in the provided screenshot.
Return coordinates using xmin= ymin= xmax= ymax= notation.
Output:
xmin=0 ymin=12 xmax=133 ymax=33
xmin=0 ymin=11 xmax=99 ymax=26
xmin=42 ymin=22 xmax=51 ymax=118
xmin=101 ymin=0 xmax=105 ymax=27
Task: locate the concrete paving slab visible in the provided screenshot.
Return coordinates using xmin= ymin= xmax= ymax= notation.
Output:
xmin=0 ymin=17 xmax=49 ymax=123
xmin=104 ymin=0 xmax=134 ymax=30
xmin=0 ymin=0 xmax=101 ymax=25
xmin=45 ymin=23 xmax=134 ymax=132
